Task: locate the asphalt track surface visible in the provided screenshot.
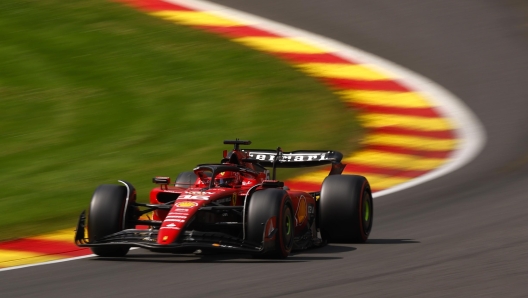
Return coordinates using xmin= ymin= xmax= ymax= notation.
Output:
xmin=2 ymin=1 xmax=528 ymax=297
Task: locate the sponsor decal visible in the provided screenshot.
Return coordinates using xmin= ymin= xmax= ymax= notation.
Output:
xmin=174 ymin=208 xmax=190 ymax=212
xmin=165 ymin=215 xmax=187 ymax=219
xmin=160 ymin=190 xmax=180 ymax=193
xmin=162 ymin=236 xmax=168 ymax=242
xmin=249 ymin=152 xmax=328 ymax=162
xmin=215 ymin=197 xmax=231 ymax=204
xmin=167 ymin=223 xmax=176 ymax=227
xmin=160 ymin=226 xmax=180 ymax=230
xmin=232 ymin=192 xmax=237 ymax=205
xmin=179 ymin=194 xmax=210 ymax=200
xmin=175 ymin=201 xmax=198 ymax=208
xmin=308 ymin=204 xmax=314 ymax=215
xmin=164 ymin=219 xmax=185 ymax=222
xmin=186 ymin=191 xmax=214 ymax=195
xmin=212 ymin=243 xmax=235 ymax=249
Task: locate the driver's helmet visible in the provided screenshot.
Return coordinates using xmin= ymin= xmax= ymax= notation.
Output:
xmin=215 ymin=171 xmax=239 ymax=187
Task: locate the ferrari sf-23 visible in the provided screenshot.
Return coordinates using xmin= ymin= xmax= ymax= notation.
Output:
xmin=75 ymin=140 xmax=373 ymax=258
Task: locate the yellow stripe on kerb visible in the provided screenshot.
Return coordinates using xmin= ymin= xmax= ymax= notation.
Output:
xmin=31 ymin=228 xmax=75 ymax=242
xmin=344 ymin=150 xmax=448 ymax=171
xmin=0 ymin=249 xmax=62 ymax=268
xmin=361 ymin=174 xmax=411 ymax=190
xmin=363 ymin=134 xmax=458 ymax=151
xmin=150 ymin=11 xmax=243 ymax=26
xmin=358 ymin=113 xmax=454 ymax=131
xmin=289 ymin=171 xmax=412 ymax=190
xmin=295 ymin=63 xmax=392 ymax=80
xmin=233 ymin=37 xmax=328 ymax=54
xmin=289 ymin=171 xmax=329 ymax=184
xmin=339 ymin=90 xmax=434 ymax=108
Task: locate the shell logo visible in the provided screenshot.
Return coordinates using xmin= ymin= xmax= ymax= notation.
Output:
xmin=296 ymin=196 xmax=307 ymax=225
xmin=175 ymin=201 xmax=198 ymax=208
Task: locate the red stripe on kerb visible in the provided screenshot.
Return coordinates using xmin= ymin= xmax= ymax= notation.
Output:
xmin=370 ymin=187 xmax=381 ymax=193
xmin=197 ymin=26 xmax=280 ymax=38
xmin=0 ymin=239 xmax=91 ymax=257
xmin=323 ymin=78 xmax=410 ymax=92
xmin=350 ymin=103 xmax=442 ymax=118
xmin=115 ymin=0 xmax=192 ymax=11
xmin=364 ymin=145 xmax=454 ymax=159
xmin=274 ymin=53 xmax=356 ymax=64
xmin=369 ymin=126 xmax=456 ymax=139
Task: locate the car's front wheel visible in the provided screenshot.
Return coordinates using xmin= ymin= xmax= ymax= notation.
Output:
xmin=87 ymin=184 xmax=134 ymax=257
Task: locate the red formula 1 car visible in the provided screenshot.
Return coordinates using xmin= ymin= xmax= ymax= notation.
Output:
xmin=75 ymin=140 xmax=373 ymax=258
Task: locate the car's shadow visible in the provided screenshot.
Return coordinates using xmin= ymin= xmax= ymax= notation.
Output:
xmin=89 ymin=239 xmax=417 ymax=264
xmin=92 ymin=252 xmax=344 ymax=264
xmin=90 ymin=245 xmax=351 ymax=264
xmin=365 ymin=238 xmax=420 ymax=244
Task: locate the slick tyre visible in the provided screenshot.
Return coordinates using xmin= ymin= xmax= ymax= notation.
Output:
xmin=246 ymin=189 xmax=294 ymax=258
xmin=319 ymin=175 xmax=373 ymax=243
xmin=87 ymin=184 xmax=133 ymax=257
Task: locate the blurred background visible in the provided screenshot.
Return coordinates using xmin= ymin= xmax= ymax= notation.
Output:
xmin=0 ymin=0 xmax=362 ymax=240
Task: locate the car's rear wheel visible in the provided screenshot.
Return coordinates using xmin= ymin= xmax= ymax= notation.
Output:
xmin=319 ymin=175 xmax=373 ymax=243
xmin=246 ymin=189 xmax=294 ymax=258
xmin=87 ymin=184 xmax=134 ymax=257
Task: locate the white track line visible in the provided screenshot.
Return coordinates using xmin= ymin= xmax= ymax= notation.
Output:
xmin=0 ymin=254 xmax=95 ymax=273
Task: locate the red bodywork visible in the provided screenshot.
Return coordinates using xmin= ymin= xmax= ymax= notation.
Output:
xmin=148 ymin=147 xmax=316 ymax=247
xmin=75 ymin=140 xmax=345 ymax=255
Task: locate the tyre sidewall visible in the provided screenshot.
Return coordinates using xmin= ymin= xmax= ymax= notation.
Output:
xmin=246 ymin=189 xmax=294 ymax=258
xmin=87 ymin=184 xmax=131 ymax=257
xmin=319 ymin=175 xmax=373 ymax=243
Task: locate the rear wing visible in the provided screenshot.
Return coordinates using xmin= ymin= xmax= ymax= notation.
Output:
xmin=242 ymin=149 xmax=345 ymax=174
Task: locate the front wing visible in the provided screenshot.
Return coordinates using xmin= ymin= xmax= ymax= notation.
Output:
xmin=75 ymin=212 xmax=274 ymax=254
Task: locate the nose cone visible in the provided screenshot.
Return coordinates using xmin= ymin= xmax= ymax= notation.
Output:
xmin=156 ymin=201 xmax=201 ymax=244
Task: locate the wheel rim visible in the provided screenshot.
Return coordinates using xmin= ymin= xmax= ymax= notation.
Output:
xmin=362 ymin=192 xmax=372 ymax=232
xmin=283 ymin=208 xmax=293 ymax=250
xmin=284 ymin=213 xmax=292 ymax=237
xmin=364 ymin=199 xmax=370 ymax=222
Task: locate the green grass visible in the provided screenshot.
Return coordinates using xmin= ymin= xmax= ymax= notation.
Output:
xmin=0 ymin=0 xmax=362 ymax=240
